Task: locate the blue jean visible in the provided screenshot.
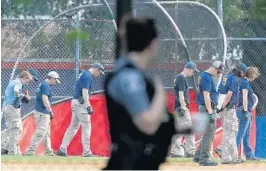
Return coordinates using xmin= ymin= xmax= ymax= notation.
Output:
xmin=236 ymin=107 xmax=255 ymax=159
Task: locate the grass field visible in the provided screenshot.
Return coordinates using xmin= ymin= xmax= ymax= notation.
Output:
xmin=2 ymin=156 xmax=266 ymax=171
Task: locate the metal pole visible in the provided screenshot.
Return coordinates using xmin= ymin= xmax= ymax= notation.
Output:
xmin=75 ymin=12 xmax=81 ymax=80
xmin=115 ymin=0 xmax=132 ymax=60
xmin=217 ymin=0 xmax=223 ymax=22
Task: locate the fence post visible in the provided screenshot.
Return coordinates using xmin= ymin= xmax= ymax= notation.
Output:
xmin=75 ymin=12 xmax=81 ymax=80
xmin=217 ymin=0 xmax=223 ymax=22
xmin=116 ymin=0 xmax=132 ymax=60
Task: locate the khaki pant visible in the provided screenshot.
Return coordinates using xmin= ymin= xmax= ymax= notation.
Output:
xmin=170 ymin=109 xmax=195 ymax=156
xmin=26 ymin=111 xmax=53 ymax=155
xmin=59 ymin=99 xmax=91 ymax=156
xmin=220 ymin=108 xmax=238 ymax=162
xmin=2 ymin=105 xmax=22 ymax=155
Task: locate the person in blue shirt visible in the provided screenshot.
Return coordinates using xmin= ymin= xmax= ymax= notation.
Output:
xmin=1 ymin=71 xmax=33 ymax=155
xmin=170 ymin=61 xmax=199 ymax=158
xmin=193 ymin=61 xmax=224 ymax=166
xmin=236 ymin=67 xmax=260 ymax=161
xmin=215 ymin=63 xmax=247 ymax=164
xmin=56 ymin=63 xmax=104 ymax=157
xmin=26 ymin=71 xmax=61 ymax=156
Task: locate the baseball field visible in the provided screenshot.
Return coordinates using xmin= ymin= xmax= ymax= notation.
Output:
xmin=2 ymin=156 xmax=266 ymax=171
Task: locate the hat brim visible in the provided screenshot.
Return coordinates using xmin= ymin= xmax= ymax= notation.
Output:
xmin=100 ymin=70 xmax=105 ymax=75
xmin=193 ymin=68 xmax=200 ymax=73
xmin=56 ymin=78 xmax=61 ymax=84
xmin=34 ymin=77 xmax=39 ymax=82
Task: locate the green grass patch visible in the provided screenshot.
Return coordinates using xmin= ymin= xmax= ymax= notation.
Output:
xmin=1 ymin=155 xmax=108 ymax=164
xmin=2 ymin=155 xmax=266 ymax=164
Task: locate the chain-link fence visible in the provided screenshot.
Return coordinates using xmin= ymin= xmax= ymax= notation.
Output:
xmin=1 ymin=4 xmax=117 ymax=130
xmin=2 ymin=0 xmax=266 ymax=131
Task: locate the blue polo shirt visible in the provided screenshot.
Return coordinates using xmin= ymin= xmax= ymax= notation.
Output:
xmin=238 ymin=78 xmax=254 ymax=112
xmin=174 ymin=73 xmax=189 ymax=110
xmin=218 ymin=75 xmax=228 ymax=94
xmin=2 ymin=78 xmax=22 ymax=108
xmin=222 ymin=73 xmax=238 ymax=106
xmin=74 ymin=70 xmax=93 ymax=99
xmin=35 ymin=81 xmax=53 ymax=114
xmin=198 ymin=72 xmax=218 ymax=106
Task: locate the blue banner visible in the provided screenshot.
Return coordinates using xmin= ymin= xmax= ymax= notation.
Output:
xmin=255 ymin=116 xmax=266 ymax=158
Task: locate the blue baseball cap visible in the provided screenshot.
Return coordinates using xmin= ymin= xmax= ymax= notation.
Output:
xmin=185 ymin=61 xmax=199 ymax=72
xmin=237 ymin=63 xmax=247 ymax=73
xmin=28 ymin=68 xmax=39 ymax=81
xmin=92 ymin=62 xmax=105 ymax=75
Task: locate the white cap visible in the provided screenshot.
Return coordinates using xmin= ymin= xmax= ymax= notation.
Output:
xmin=47 ymin=71 xmax=61 ymax=83
xmin=212 ymin=61 xmax=224 ymax=73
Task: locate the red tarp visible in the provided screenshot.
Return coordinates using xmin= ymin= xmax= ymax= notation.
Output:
xmin=19 ymin=91 xmax=256 ymax=156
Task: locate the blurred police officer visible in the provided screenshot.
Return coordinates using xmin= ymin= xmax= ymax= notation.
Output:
xmin=26 ymin=71 xmax=61 ymax=156
xmin=1 ymin=71 xmax=33 ymax=155
xmin=215 ymin=63 xmax=247 ymax=164
xmin=103 ymin=17 xmax=185 ymax=170
xmin=193 ymin=61 xmax=224 ymax=166
xmin=56 ymin=63 xmax=104 ymax=157
xmin=170 ymin=61 xmax=199 ymax=158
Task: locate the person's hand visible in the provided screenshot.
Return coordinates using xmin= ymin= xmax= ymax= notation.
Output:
xmin=154 ymin=77 xmax=166 ymax=104
xmin=49 ymin=111 xmax=54 ymax=120
xmin=87 ymin=106 xmax=93 ymax=115
xmin=178 ymin=109 xmax=186 ymax=117
xmin=216 ymin=107 xmax=225 ymax=113
xmin=243 ymin=111 xmax=249 ymax=121
xmin=208 ymin=112 xmax=216 ymax=124
xmin=21 ymin=95 xmax=31 ymax=103
xmin=186 ymin=103 xmax=190 ymax=109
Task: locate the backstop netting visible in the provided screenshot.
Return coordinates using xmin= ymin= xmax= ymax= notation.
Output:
xmin=1 ymin=1 xmax=226 ymax=132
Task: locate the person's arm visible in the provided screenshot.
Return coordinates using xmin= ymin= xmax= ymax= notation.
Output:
xmin=41 ymin=84 xmax=52 ymax=112
xmin=133 ymin=78 xmax=166 ymax=135
xmin=14 ymin=84 xmax=30 ymax=99
xmin=14 ymin=84 xmax=20 ymax=97
xmin=80 ymin=73 xmax=92 ymax=108
xmin=203 ymin=91 xmax=213 ymax=114
xmin=108 ymin=70 xmax=166 ymax=135
xmin=179 ymin=91 xmax=187 ymax=109
xmin=243 ymin=89 xmax=248 ymax=112
xmin=177 ymin=76 xmax=188 ymax=110
xmin=222 ymin=91 xmax=233 ymax=109
xmin=222 ymin=77 xmax=236 ymax=108
xmin=42 ymin=95 xmax=52 ymax=112
xmin=82 ymin=88 xmax=91 ymax=107
xmin=201 ymin=76 xmax=212 ymax=114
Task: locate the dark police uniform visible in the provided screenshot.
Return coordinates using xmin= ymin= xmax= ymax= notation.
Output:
xmin=103 ymin=57 xmax=176 ymax=170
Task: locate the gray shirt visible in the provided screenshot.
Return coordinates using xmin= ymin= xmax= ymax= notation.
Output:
xmin=107 ymin=57 xmax=150 ymax=116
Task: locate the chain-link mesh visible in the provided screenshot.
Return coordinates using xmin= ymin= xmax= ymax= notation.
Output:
xmin=1 ymin=4 xmax=117 ymax=130
xmin=132 ymin=1 xmax=190 ymax=88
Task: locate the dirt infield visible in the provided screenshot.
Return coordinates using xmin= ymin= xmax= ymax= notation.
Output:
xmin=2 ymin=156 xmax=266 ymax=170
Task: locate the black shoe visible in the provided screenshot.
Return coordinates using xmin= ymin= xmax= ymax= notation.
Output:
xmin=1 ymin=149 xmax=8 ymax=155
xmin=215 ymin=148 xmax=222 ymax=158
xmin=199 ymin=160 xmax=218 ymax=166
xmin=185 ymin=153 xmax=194 ymax=158
xmin=83 ymin=153 xmax=98 ymax=157
xmin=169 ymin=153 xmax=184 ymax=158
xmin=56 ymin=149 xmax=67 ymax=157
xmin=247 ymin=157 xmax=260 ymax=161
xmin=193 ymin=158 xmax=200 ymax=163
xmin=237 ymin=158 xmax=245 ymax=163
xmin=221 ymin=161 xmax=237 ymax=165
